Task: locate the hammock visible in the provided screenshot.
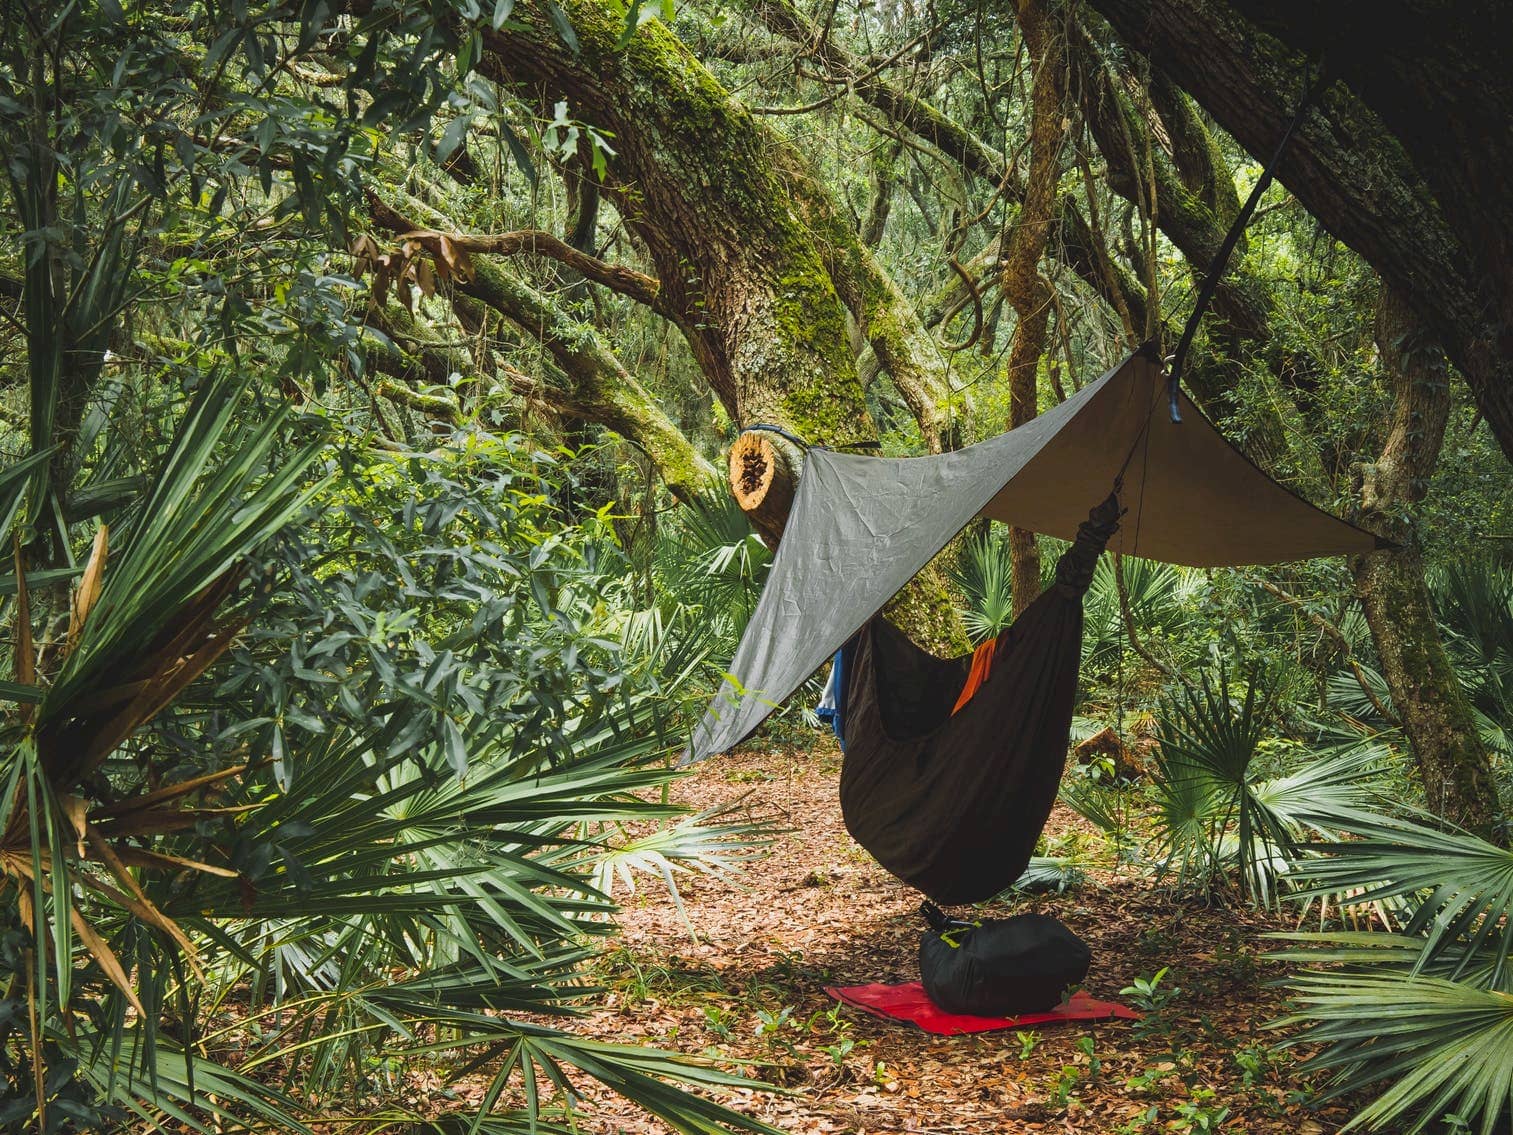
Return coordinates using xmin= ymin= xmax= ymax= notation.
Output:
xmin=836 ymin=497 xmax=1119 ymax=903
xmin=688 ymin=348 xmax=1379 ymax=903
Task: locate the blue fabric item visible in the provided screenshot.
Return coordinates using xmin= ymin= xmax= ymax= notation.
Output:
xmin=815 ymin=647 xmax=847 ymax=750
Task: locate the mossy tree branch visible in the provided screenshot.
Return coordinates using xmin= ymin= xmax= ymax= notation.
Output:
xmin=1082 ymin=0 xmax=1513 ymax=463
xmin=369 ymin=194 xmax=720 ymax=503
xmin=474 ymin=2 xmax=873 ymax=450
xmin=393 ymin=225 xmax=665 ymax=313
xmin=469 ymin=2 xmax=967 ymax=650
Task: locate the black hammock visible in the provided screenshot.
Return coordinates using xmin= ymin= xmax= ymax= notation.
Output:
xmin=832 ymin=494 xmax=1120 ymax=905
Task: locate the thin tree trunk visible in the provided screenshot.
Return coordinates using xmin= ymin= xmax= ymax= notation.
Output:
xmin=1354 ymin=287 xmax=1501 ymax=839
xmin=1000 ymin=0 xmax=1067 ymax=615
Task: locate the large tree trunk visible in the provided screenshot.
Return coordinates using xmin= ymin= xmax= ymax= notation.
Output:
xmin=476 ymin=3 xmax=870 ymax=450
xmin=1081 ymin=0 xmax=1513 ymax=463
xmin=1354 ymin=287 xmax=1501 ymax=839
xmin=473 ymin=0 xmax=968 ymax=652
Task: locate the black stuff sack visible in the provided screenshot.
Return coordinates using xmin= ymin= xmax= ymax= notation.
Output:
xmin=918 ymin=903 xmax=1091 ymax=1016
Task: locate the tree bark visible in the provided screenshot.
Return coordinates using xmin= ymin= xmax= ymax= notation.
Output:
xmin=1000 ymin=0 xmax=1067 ymax=615
xmin=860 ymin=139 xmax=902 ymax=249
xmin=1353 ymin=287 xmax=1502 ymax=839
xmin=1081 ymin=0 xmax=1513 ymax=463
xmin=1226 ymin=0 xmax=1513 ymax=375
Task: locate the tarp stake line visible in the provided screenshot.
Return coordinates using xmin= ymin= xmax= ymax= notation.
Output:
xmin=1165 ymin=62 xmax=1330 ymax=424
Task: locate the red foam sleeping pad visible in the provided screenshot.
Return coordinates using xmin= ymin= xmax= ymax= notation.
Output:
xmin=824 ymin=981 xmax=1140 ymax=1036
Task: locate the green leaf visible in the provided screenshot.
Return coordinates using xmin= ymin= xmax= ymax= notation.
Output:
xmin=438 ymin=114 xmax=474 ymax=163
xmin=540 ymin=0 xmax=579 ymax=55
xmin=0 ymin=679 xmax=43 ymax=704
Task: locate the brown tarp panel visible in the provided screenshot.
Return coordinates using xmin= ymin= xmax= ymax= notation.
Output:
xmin=978 ymin=350 xmax=1371 ymax=564
xmin=689 ymin=348 xmax=1377 ymax=764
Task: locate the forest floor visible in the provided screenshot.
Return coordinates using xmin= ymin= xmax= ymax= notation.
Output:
xmin=534 ymin=740 xmax=1357 ymax=1135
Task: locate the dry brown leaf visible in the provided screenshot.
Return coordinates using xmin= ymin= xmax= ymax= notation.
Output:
xmin=93 ymin=803 xmax=259 ymax=840
xmin=62 ymin=795 xmax=88 ymax=859
xmin=451 ymin=243 xmax=476 ymax=283
xmin=438 ymin=234 xmax=464 ymax=279
xmin=350 ymin=233 xmax=380 ymax=278
xmin=92 ymin=762 xmax=248 ymax=819
xmin=80 ymin=836 xmax=203 ymax=976
xmin=65 ymin=609 xmax=245 ymax=784
xmin=14 ymin=880 xmax=33 ymax=932
xmin=70 ymin=906 xmax=146 ymax=1016
xmin=415 ymin=258 xmax=436 ymax=297
xmin=68 ymin=524 xmax=109 ymax=651
xmin=372 ymin=255 xmax=394 ymax=307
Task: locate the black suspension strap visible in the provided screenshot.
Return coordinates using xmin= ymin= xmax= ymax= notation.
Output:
xmin=737 ymin=423 xmax=881 ymax=452
xmin=1165 ymin=63 xmax=1329 ymax=423
xmin=739 ymin=422 xmax=811 ymax=449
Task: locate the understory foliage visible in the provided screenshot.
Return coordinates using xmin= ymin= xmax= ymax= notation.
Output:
xmin=1276 ymin=814 xmax=1513 ymax=1135
xmin=0 ymin=378 xmax=781 ymax=1133
xmin=957 ymin=544 xmax=1512 ymax=1134
xmin=0 ymin=5 xmax=780 ymax=1126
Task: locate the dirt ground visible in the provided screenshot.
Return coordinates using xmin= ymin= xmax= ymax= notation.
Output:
xmin=547 ymin=740 xmax=1356 ymax=1135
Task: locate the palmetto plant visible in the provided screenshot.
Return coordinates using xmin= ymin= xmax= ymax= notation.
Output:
xmin=587 ymin=804 xmax=778 ymax=939
xmin=1432 ymin=557 xmax=1513 ymax=763
xmin=950 ymin=528 xmax=1015 ymax=644
xmin=1329 ymin=557 xmax=1511 ymax=761
xmin=1082 ymin=553 xmax=1189 ymax=673
xmin=655 ymin=492 xmax=771 ymax=630
xmin=1 ymin=375 xmax=328 ymax=1127
xmin=613 ymin=491 xmax=772 ymax=722
xmin=1150 ymin=663 xmax=1388 ymax=905
xmin=1272 ymin=812 xmax=1513 ymax=1135
xmin=0 ymin=381 xmax=781 ymax=1133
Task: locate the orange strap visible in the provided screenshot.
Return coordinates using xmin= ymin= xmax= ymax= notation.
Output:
xmin=950 ymin=638 xmax=996 ymax=715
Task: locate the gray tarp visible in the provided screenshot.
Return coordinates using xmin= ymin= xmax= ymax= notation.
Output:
xmin=688 ymin=349 xmax=1378 ymax=762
